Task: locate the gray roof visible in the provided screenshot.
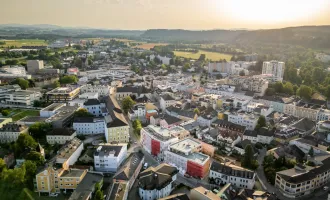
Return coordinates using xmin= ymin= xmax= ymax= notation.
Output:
xmin=113 ymin=152 xmax=144 ymax=181
xmin=162 ymin=114 xmax=182 ymax=125
xmin=211 ymin=161 xmax=255 ymax=179
xmin=69 ymin=172 xmax=103 ymax=200
xmin=291 ymin=118 xmax=315 ymax=132
xmin=94 ymin=145 xmax=125 ymax=157
xmin=161 ymin=94 xmax=175 ymax=101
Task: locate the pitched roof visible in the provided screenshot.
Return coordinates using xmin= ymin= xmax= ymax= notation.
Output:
xmin=117 ymin=86 xmax=139 ymax=93
xmin=291 ymin=118 xmax=315 ymax=132
xmin=47 ymin=128 xmax=76 ymax=136
xmin=113 ymin=152 xmax=144 ymax=181
xmin=161 ymin=94 xmax=175 ymax=101
xmin=83 ymin=98 xmax=101 ymax=106
xmin=161 ymin=114 xmax=182 ymax=125
xmin=138 ymin=163 xmax=178 ymax=190
xmin=69 ymin=172 xmax=103 ymax=200
xmin=211 ymin=161 xmax=255 ymax=179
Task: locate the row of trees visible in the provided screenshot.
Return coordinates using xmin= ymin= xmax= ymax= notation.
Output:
xmin=265 ymin=81 xmax=314 ymax=100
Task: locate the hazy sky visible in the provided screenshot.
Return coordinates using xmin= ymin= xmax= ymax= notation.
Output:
xmin=1 ymin=0 xmax=330 ymax=30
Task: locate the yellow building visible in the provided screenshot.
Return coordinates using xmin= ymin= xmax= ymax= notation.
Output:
xmin=46 ymin=86 xmax=81 ymax=103
xmin=0 ymin=118 xmax=12 ymax=128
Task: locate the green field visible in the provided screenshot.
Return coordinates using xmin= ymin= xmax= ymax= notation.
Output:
xmin=174 ymin=50 xmax=232 ymax=61
xmin=0 ymin=39 xmax=48 ymax=47
xmin=11 ymin=110 xmax=40 ymax=121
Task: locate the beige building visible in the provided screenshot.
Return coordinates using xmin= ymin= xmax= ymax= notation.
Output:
xmin=191 ymin=186 xmax=221 ymax=200
xmin=46 ymin=87 xmax=81 ymax=103
xmin=0 ymin=123 xmax=28 ymax=143
xmin=0 ymin=118 xmax=12 ymax=128
xmin=27 ymin=60 xmax=44 ymax=74
xmin=46 ymin=128 xmax=77 ymax=145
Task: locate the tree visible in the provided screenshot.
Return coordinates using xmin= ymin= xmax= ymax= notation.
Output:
xmin=198 ymin=54 xmax=206 ymax=61
xmin=308 ymin=147 xmax=314 ymax=157
xmin=74 ymin=108 xmax=93 ymax=117
xmin=11 ymin=78 xmax=29 ymax=89
xmin=28 ymin=122 xmax=52 ymax=140
xmin=297 ymin=85 xmax=313 ymax=100
xmin=273 ymin=82 xmax=284 ymax=93
xmin=0 ymin=158 xmax=6 ymax=173
xmin=283 ymin=82 xmax=294 ymax=95
xmin=59 ymin=75 xmax=78 ymax=84
xmin=255 ymin=116 xmax=266 ymax=130
xmin=182 ymin=63 xmax=191 ymax=72
xmin=239 ymin=70 xmax=245 ymax=76
xmin=2 ymin=167 xmax=26 ymax=188
xmin=22 ymin=161 xmax=37 ymax=188
xmin=194 ymin=108 xmax=200 ymax=115
xmin=52 ymin=80 xmax=60 ymax=88
xmin=73 ymin=45 xmax=83 ymax=50
xmin=121 ymin=96 xmax=135 ymax=114
xmin=94 ymin=189 xmax=104 ymax=200
xmin=133 ymin=119 xmax=142 ymax=135
xmin=25 ymin=151 xmax=45 ymax=166
xmin=265 ymin=88 xmax=275 ymax=96
xmin=242 ymin=145 xmax=257 ymax=169
xmin=73 ymin=57 xmax=83 ymax=68
xmin=1 ymin=110 xmax=10 ymax=116
xmin=215 ymin=74 xmax=222 ymax=79
xmin=15 ymin=134 xmax=37 ymax=156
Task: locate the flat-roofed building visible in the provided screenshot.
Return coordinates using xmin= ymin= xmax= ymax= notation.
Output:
xmin=56 ymin=137 xmax=84 ymax=167
xmin=140 ymin=125 xmax=179 ymax=158
xmin=45 ymin=105 xmax=79 ymax=128
xmin=73 ymin=117 xmax=106 ymax=135
xmin=165 ymin=138 xmax=211 ymax=178
xmin=94 ymin=143 xmax=127 ymax=172
xmin=46 ymin=86 xmax=81 ymax=102
xmin=5 ymin=90 xmax=41 ymax=106
xmin=46 ymin=128 xmax=77 ymax=145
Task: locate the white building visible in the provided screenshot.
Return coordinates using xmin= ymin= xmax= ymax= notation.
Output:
xmin=164 ymin=138 xmax=211 ymax=178
xmin=209 ymin=161 xmax=256 ymax=189
xmin=55 ymin=137 xmax=84 ymax=166
xmin=128 ymin=104 xmax=146 ymax=120
xmin=5 ymin=90 xmax=41 ymax=106
xmin=227 ymin=112 xmax=259 ymax=130
xmin=160 ymin=94 xmax=176 ymax=111
xmin=231 ymin=76 xmax=269 ymax=96
xmin=243 ymin=127 xmax=274 ymax=144
xmin=262 ymin=61 xmax=285 ymax=82
xmin=80 ymin=84 xmax=110 ymax=97
xmin=94 ymin=144 xmax=128 ymax=172
xmin=140 ymin=125 xmax=179 ymax=158
xmin=83 ymin=99 xmax=107 ymax=117
xmin=46 ymin=128 xmax=77 ymax=145
xmin=73 ymin=117 xmax=106 ymax=135
xmin=0 ymin=123 xmax=28 ymax=143
xmin=27 ymin=60 xmax=44 ymax=74
xmin=138 ymin=163 xmax=178 ymax=200
xmin=0 ymin=84 xmax=21 ymax=102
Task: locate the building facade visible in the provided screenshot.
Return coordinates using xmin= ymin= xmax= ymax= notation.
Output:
xmin=94 ymin=144 xmax=127 ymax=172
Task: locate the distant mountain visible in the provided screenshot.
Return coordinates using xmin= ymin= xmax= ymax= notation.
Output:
xmin=0 ymin=24 xmax=62 ymax=29
xmin=141 ymin=26 xmax=330 ymax=48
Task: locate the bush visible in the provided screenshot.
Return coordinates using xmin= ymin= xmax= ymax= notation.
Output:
xmin=255 ymin=143 xmax=263 ymax=149
xmin=1 ymin=110 xmax=10 ymax=116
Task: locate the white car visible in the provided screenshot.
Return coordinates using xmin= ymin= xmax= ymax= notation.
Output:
xmin=324 ymin=186 xmax=329 ymax=191
xmin=50 ymin=193 xmax=58 ymax=197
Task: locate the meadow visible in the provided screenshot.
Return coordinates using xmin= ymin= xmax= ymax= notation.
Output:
xmin=0 ymin=39 xmax=48 ymax=47
xmin=174 ymin=50 xmax=232 ymax=61
xmin=133 ymin=43 xmax=167 ymax=50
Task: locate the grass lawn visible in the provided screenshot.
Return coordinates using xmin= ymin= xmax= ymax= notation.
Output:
xmin=133 ymin=43 xmax=167 ymax=50
xmin=174 ymin=50 xmax=232 ymax=61
xmin=254 ymin=180 xmax=264 ymax=190
xmin=0 ymin=39 xmax=48 ymax=47
xmin=12 ymin=110 xmax=40 ymax=121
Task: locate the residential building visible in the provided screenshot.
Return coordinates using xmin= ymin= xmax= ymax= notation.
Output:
xmin=0 ymin=123 xmax=28 ymax=143
xmin=275 ymin=156 xmax=330 ymax=198
xmin=55 ymin=137 xmax=84 ymax=166
xmin=243 ymin=127 xmax=275 ymax=144
xmin=80 ymin=84 xmax=110 ymax=96
xmin=227 ymin=111 xmax=259 ymax=130
xmin=140 ymin=125 xmax=179 ymax=158
xmin=108 ymin=182 xmax=129 ymax=200
xmin=160 ymin=94 xmax=176 ymax=111
xmin=159 ymin=114 xmax=183 ymax=128
xmin=209 ymin=161 xmax=256 ymax=189
xmin=158 ymin=193 xmax=190 ymax=200
xmin=231 ymin=76 xmax=269 ymax=96
xmin=46 ymin=86 xmax=81 ymax=102
xmin=317 ymin=109 xmax=330 ymax=121
xmin=128 ymin=104 xmax=146 ymax=120
xmin=73 ymin=117 xmax=106 ymax=135
xmin=94 ymin=143 xmax=127 ymax=172
xmin=0 ymin=118 xmax=12 ymax=128
xmin=27 ymin=60 xmax=44 ymax=74
xmin=0 ymin=84 xmax=21 ymax=102
xmin=5 ymin=90 xmax=41 ymax=106
xmin=138 ymin=163 xmax=178 ymax=200
xmin=190 ymin=186 xmax=221 ymax=200
xmin=165 ymin=138 xmax=211 ymax=178
xmin=83 ymin=99 xmax=107 ymax=117
xmin=68 ymin=172 xmax=103 ymax=200
xmin=115 ymin=86 xmax=139 ymax=101
xmin=46 ymin=128 xmax=77 ymax=145
xmin=262 ymin=61 xmax=285 ymax=82
xmin=112 ymin=152 xmax=145 ymax=190
xmin=45 ymin=105 xmax=79 ymax=128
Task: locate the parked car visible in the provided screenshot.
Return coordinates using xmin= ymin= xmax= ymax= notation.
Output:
xmin=143 ymin=162 xmax=148 ymax=169
xmin=50 ymin=193 xmax=58 ymax=197
xmin=184 ymin=173 xmax=191 ymax=178
xmin=324 ymin=186 xmax=329 ymax=191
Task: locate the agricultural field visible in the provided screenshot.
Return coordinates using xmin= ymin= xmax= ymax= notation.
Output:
xmin=174 ymin=50 xmax=232 ymax=61
xmin=0 ymin=39 xmax=48 ymax=48
xmin=133 ymin=43 xmax=168 ymax=50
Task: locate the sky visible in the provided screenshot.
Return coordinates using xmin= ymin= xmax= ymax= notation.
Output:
xmin=1 ymin=0 xmax=330 ymax=30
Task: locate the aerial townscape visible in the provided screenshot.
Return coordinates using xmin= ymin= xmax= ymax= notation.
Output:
xmin=1 ymin=1 xmax=330 ymax=200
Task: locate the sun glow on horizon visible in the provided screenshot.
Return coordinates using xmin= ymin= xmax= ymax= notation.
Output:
xmin=216 ymin=0 xmax=329 ymax=25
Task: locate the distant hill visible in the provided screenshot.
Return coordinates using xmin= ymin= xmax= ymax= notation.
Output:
xmin=142 ymin=26 xmax=330 ymax=48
